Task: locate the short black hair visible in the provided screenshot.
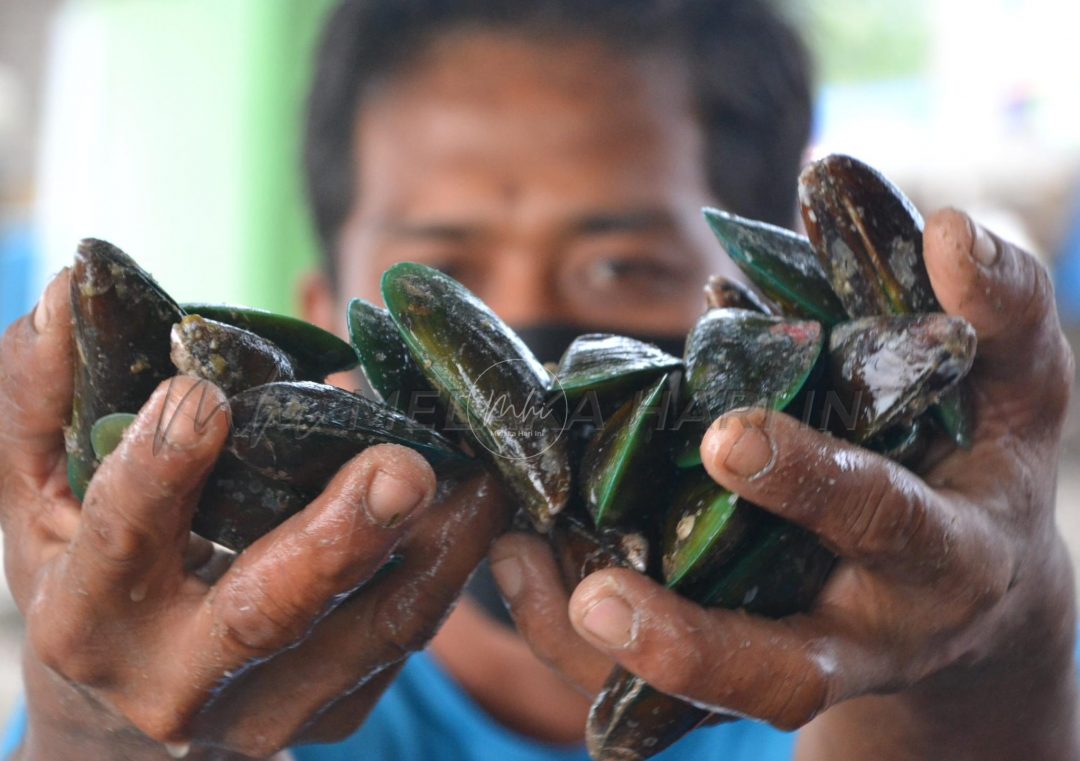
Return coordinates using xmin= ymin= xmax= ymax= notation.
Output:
xmin=304 ymin=0 xmax=813 ymax=274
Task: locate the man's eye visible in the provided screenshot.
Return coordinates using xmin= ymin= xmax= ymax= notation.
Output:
xmin=587 ymin=256 xmax=684 ymax=288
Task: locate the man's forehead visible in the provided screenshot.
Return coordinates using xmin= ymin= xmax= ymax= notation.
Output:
xmin=348 ymin=29 xmax=708 ymax=220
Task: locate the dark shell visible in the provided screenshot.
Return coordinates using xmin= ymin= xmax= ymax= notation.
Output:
xmin=170 ymin=315 xmax=296 ymax=397
xmin=702 ymin=274 xmax=774 ymax=314
xmin=550 ymin=513 xmax=648 ymax=589
xmin=193 ymin=453 xmax=311 ymax=552
xmin=676 ymin=309 xmax=823 ymax=466
xmin=382 ymin=262 xmax=570 ymax=532
xmin=703 ymin=208 xmax=846 ymax=326
xmin=182 ymin=302 xmax=356 ymax=381
xmin=67 ymin=239 xmax=185 ymax=499
xmin=227 ymin=381 xmax=463 ymax=493
xmin=581 ymin=375 xmax=674 ymax=530
xmin=799 ymin=154 xmax=937 ymax=318
xmin=588 ymin=522 xmax=835 ymax=761
xmin=347 ymin=298 xmax=438 ymax=420
xmin=552 ymin=333 xmax=682 ymax=408
xmin=661 ymin=470 xmax=756 ymax=597
xmin=827 ymin=314 xmax=976 ymax=443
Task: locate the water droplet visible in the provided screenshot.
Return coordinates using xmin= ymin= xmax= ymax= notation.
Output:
xmin=164 ymin=742 xmax=190 ymax=758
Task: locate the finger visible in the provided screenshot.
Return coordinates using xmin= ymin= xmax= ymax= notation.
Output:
xmin=189 ymin=470 xmax=506 ymax=756
xmin=923 ymin=209 xmax=1073 ymax=430
xmin=295 ymin=663 xmax=404 ymax=747
xmin=0 ymin=268 xmax=74 ymax=482
xmin=190 ymin=444 xmax=437 ymax=674
xmin=699 ymin=408 xmax=1008 ymax=578
xmin=53 ymin=377 xmax=229 ymax=607
xmin=490 ymin=532 xmax=612 ymax=696
xmin=567 ymin=567 xmax=855 ymax=730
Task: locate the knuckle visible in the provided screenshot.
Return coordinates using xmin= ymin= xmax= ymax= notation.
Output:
xmin=214 ymin=581 xmax=311 ymax=658
xmin=80 ymin=494 xmax=152 ymax=568
xmin=846 ymin=476 xmax=912 ymax=561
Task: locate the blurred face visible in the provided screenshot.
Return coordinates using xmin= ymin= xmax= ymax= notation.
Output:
xmin=321 ymin=30 xmax=734 ymax=338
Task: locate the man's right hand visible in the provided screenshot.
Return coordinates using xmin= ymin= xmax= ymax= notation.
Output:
xmin=0 ymin=269 xmax=507 ymax=760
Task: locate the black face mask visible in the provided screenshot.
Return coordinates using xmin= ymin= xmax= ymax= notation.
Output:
xmin=465 ymin=322 xmax=687 ymax=629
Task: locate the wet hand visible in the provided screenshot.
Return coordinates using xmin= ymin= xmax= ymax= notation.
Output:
xmin=0 ymin=273 xmax=506 ymax=760
xmin=493 ymin=210 xmax=1079 ymax=759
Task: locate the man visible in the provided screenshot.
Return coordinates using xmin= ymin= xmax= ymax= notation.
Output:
xmin=1 ymin=1 xmax=1076 ymax=759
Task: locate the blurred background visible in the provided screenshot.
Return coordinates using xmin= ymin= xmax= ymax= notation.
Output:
xmin=0 ymin=0 xmax=1078 ymax=723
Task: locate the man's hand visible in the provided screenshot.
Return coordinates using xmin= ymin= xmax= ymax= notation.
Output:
xmin=492 ymin=210 xmax=1080 ymax=760
xmin=0 ymin=272 xmax=506 ymax=760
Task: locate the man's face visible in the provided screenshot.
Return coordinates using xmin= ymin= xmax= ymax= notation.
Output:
xmin=328 ymin=30 xmax=733 ymax=338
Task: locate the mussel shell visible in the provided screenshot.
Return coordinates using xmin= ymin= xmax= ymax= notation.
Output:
xmin=661 ymin=470 xmax=756 ymax=597
xmin=581 ymin=374 xmax=674 ymax=530
xmin=193 ymin=453 xmax=311 ymax=551
xmin=347 ymin=298 xmax=438 ymax=420
xmin=799 ymin=154 xmax=937 ymax=318
xmin=89 ymin=412 xmax=136 ymax=460
xmin=182 ymin=303 xmax=357 ymax=381
xmin=588 ymin=521 xmax=835 ymax=761
xmin=828 ymin=314 xmax=976 ymax=443
xmin=552 ymin=333 xmax=682 ymax=408
xmin=676 ymin=309 xmax=823 ymax=466
xmin=382 ymin=262 xmax=570 ymax=532
xmin=170 ymin=315 xmax=296 ymax=397
xmin=227 ymin=381 xmax=463 ymax=493
xmin=550 ymin=513 xmax=648 ymax=589
xmin=703 ymin=208 xmax=846 ymax=326
xmin=68 ymin=239 xmax=185 ymax=499
xmin=702 ymin=274 xmax=774 ymax=314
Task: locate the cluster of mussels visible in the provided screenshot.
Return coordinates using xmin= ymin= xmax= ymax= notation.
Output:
xmin=64 ymin=154 xmax=976 ymax=761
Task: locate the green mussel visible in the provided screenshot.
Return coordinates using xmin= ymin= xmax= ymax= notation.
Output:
xmin=182 ymin=302 xmax=356 ymax=381
xmin=382 ymin=262 xmax=571 ymax=532
xmin=170 ymin=314 xmax=297 ymax=396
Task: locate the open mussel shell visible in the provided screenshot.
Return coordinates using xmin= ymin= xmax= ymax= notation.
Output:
xmin=589 ymin=521 xmax=835 ymax=761
xmin=703 ymin=208 xmax=846 ymax=326
xmin=581 ymin=374 xmax=674 ymax=531
xmin=677 ymin=309 xmax=823 ymax=467
xmin=181 ymin=303 xmax=356 ymax=381
xmin=170 ymin=315 xmax=296 ymax=397
xmin=828 ymin=314 xmax=976 ymax=443
xmin=227 ymin=381 xmax=463 ymax=493
xmin=193 ymin=453 xmax=311 ymax=552
xmin=382 ymin=262 xmax=570 ymax=532
xmin=661 ymin=469 xmax=755 ymax=597
xmin=702 ymin=274 xmax=774 ymax=314
xmin=68 ymin=239 xmax=185 ymax=499
xmin=347 ymin=298 xmax=438 ymax=419
xmin=799 ymin=154 xmax=937 ymax=318
xmin=552 ymin=333 xmax=682 ymax=408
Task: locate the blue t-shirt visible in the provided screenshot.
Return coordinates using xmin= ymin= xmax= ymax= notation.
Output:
xmin=0 ymin=650 xmax=795 ymax=760
xmin=294 ymin=651 xmax=794 ymax=761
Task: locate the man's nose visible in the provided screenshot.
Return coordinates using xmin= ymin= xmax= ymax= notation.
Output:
xmin=478 ymin=250 xmax=563 ymax=327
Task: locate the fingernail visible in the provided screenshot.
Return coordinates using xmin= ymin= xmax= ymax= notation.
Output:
xmin=969 ymin=218 xmax=999 ymax=267
xmin=157 ymin=380 xmax=217 ymax=451
xmin=581 ymin=593 xmax=636 ymax=649
xmin=490 ymin=556 xmax=523 ymax=600
xmin=31 ymin=269 xmax=65 ymax=333
xmin=366 ymin=469 xmax=424 ymax=527
xmin=708 ymin=416 xmax=775 ymax=479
